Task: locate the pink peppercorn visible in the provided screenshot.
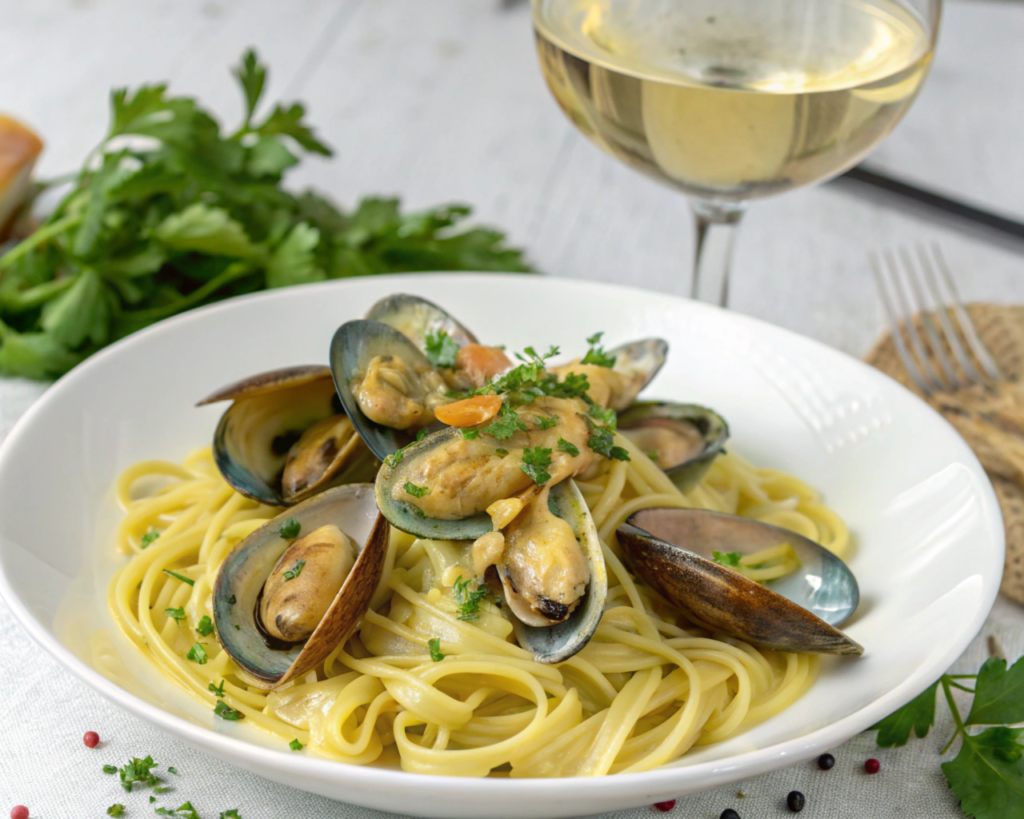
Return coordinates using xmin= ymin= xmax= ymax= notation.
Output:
xmin=865 ymin=758 xmax=881 ymax=774
xmin=83 ymin=731 xmax=100 ymax=748
xmin=11 ymin=806 xmax=29 ymax=819
xmin=653 ymin=801 xmax=676 ymax=812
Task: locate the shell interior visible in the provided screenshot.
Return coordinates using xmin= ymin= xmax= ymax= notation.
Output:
xmin=214 ymin=484 xmax=387 ymax=688
xmin=505 ymin=479 xmax=608 ymax=664
xmin=618 ymin=402 xmax=729 ymax=491
xmin=364 ymin=293 xmax=478 ymax=350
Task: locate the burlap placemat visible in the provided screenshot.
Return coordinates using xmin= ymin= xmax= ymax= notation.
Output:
xmin=865 ymin=303 xmax=1024 ymax=603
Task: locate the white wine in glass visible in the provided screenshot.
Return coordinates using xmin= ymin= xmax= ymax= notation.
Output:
xmin=533 ymin=0 xmax=939 ymax=304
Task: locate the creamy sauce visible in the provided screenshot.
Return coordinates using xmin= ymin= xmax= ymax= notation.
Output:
xmin=620 ymin=420 xmax=704 ymax=470
xmin=354 ymin=354 xmax=447 ymax=430
xmin=502 ymin=484 xmax=588 ymax=625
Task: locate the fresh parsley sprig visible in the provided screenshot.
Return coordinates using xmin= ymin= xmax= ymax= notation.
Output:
xmin=871 ymin=655 xmax=1024 ymax=819
xmin=521 ymin=446 xmax=553 ymax=485
xmin=282 ymin=559 xmax=305 ymax=581
xmin=712 ymin=551 xmax=743 ymax=567
xmin=0 ymin=50 xmax=529 ymax=381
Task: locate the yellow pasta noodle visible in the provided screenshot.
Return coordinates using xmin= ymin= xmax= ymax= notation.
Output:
xmin=107 ymin=436 xmax=845 ymax=777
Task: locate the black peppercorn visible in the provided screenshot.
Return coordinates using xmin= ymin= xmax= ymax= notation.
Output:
xmin=787 ymin=791 xmax=806 ymax=812
xmin=720 ymin=810 xmax=740 ymax=819
xmin=817 ymin=752 xmax=835 ymax=770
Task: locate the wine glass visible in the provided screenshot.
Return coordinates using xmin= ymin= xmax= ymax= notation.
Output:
xmin=532 ymin=0 xmax=941 ymax=305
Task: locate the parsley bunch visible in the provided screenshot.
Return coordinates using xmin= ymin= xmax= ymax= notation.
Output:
xmin=871 ymin=655 xmax=1024 ymax=818
xmin=0 ymin=49 xmax=529 ymax=380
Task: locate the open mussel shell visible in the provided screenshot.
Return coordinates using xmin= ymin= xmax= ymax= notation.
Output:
xmin=364 ymin=293 xmax=478 ymax=350
xmin=607 ymin=339 xmax=669 ymax=410
xmin=330 ymin=319 xmax=441 ymax=462
xmin=198 ymin=366 xmax=378 ymax=506
xmin=501 ymin=479 xmax=608 ymax=664
xmin=618 ymin=508 xmax=862 ymax=655
xmin=618 ymin=402 xmax=729 ymax=491
xmin=375 ymin=425 xmax=498 ymax=541
xmin=213 ymin=484 xmax=389 ymax=689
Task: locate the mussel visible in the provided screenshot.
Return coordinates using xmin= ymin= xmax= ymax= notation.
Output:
xmin=499 ymin=479 xmax=607 ymax=663
xmin=618 ymin=402 xmax=729 ymax=490
xmin=618 ymin=507 xmax=862 ymax=655
xmin=198 ymin=366 xmax=379 ymax=506
xmin=373 ymin=424 xmax=607 ymax=662
xmin=330 ymin=319 xmax=454 ymax=462
xmin=213 ymin=484 xmax=389 ymax=688
xmin=364 ymin=293 xmax=478 ymax=351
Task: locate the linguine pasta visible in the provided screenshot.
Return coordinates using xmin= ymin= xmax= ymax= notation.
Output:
xmin=107 ymin=430 xmax=847 ymax=777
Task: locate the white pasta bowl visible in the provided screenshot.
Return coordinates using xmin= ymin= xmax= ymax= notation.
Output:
xmin=0 ymin=274 xmax=1003 ymax=818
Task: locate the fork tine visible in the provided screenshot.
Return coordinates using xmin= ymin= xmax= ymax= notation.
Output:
xmin=882 ymin=249 xmax=947 ymax=392
xmin=914 ymin=244 xmax=986 ymax=386
xmin=929 ymin=244 xmax=1003 ymax=382
xmin=870 ymin=252 xmax=935 ymax=396
xmin=898 ymin=247 xmax=961 ymax=391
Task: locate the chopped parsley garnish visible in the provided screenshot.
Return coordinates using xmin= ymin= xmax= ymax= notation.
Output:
xmin=209 ymin=680 xmax=226 ymax=698
xmin=164 ymin=607 xmax=185 ymax=626
xmin=428 ymin=637 xmax=446 ymax=662
xmin=482 ymin=401 xmax=528 ymax=440
xmin=461 ymin=428 xmax=480 ymax=440
xmin=220 ymin=811 xmax=243 ymax=819
xmin=586 ymin=426 xmax=630 ymax=462
xmin=186 ymin=642 xmax=208 ymax=664
xmin=495 ymin=448 xmax=509 ymax=458
xmin=277 ymin=517 xmax=301 ymax=539
xmin=140 ymin=529 xmax=160 ymax=549
xmin=647 ymin=450 xmax=659 ymax=461
xmin=289 ymin=739 xmax=304 ymax=751
xmin=163 ymin=569 xmax=194 ymax=586
xmin=581 ymin=331 xmax=616 ymax=368
xmin=587 ymin=402 xmax=618 ymax=430
xmin=557 ymin=438 xmax=580 ymax=457
xmin=154 ymin=786 xmax=173 ymax=794
xmin=116 ymin=755 xmax=161 ymax=792
xmin=214 ymin=701 xmax=244 ymax=721
xmin=167 ymin=767 xmax=179 ymax=776
xmin=155 ymin=802 xmax=201 ymax=819
xmin=195 ymin=615 xmax=215 ymax=637
xmin=521 ymin=446 xmax=553 ymax=485
xmin=107 ymin=804 xmax=125 ymax=817
xmin=534 ymin=414 xmax=558 ymax=430
xmin=403 ymin=482 xmax=430 ymax=498
xmin=416 ymin=428 xmax=429 ymax=441
xmin=103 ymin=764 xmax=118 ymax=774
xmin=712 ymin=551 xmax=743 ymax=567
xmin=452 ymin=575 xmax=490 ymax=621
xmin=384 ymin=435 xmax=425 ymax=468
xmin=424 ymin=330 xmax=460 ymax=368
xmin=282 ymin=559 xmax=306 ymax=580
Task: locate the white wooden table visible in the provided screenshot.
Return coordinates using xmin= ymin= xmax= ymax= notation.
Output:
xmin=0 ymin=1 xmax=1022 ymax=817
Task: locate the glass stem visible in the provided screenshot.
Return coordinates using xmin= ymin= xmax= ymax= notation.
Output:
xmin=689 ymin=200 xmax=746 ymax=307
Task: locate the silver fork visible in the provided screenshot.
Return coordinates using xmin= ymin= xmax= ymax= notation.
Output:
xmin=871 ymin=244 xmax=1002 ymax=397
